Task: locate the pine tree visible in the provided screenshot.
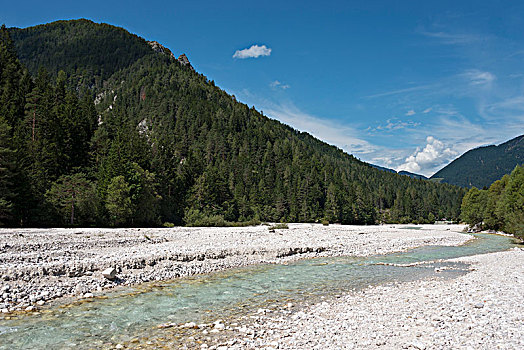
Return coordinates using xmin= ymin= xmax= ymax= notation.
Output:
xmin=0 ymin=117 xmax=15 ymax=225
xmin=106 ymin=175 xmax=133 ymax=226
xmin=45 ymin=173 xmax=97 ymax=225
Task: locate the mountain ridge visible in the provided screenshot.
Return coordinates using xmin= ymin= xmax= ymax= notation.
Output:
xmin=0 ymin=19 xmax=465 ymax=227
xmin=430 ymin=134 xmax=524 ymax=188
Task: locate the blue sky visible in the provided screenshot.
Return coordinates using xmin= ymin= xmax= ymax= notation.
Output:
xmin=2 ymin=0 xmax=524 ymax=176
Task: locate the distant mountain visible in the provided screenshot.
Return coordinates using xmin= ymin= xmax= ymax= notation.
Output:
xmin=370 ymin=164 xmax=396 ymax=173
xmin=398 ymin=171 xmax=428 ymax=180
xmin=430 ymin=135 xmax=524 ymax=188
xmin=371 ymin=165 xmax=427 ymax=180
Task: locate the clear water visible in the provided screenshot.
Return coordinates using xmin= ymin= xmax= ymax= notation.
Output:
xmin=0 ymin=232 xmax=517 ymax=349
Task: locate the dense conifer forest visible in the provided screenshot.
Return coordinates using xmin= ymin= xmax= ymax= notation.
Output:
xmin=0 ymin=20 xmax=467 ymax=227
xmin=461 ymin=165 xmax=524 ymax=239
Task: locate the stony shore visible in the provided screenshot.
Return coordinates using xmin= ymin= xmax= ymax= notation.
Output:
xmin=0 ymin=224 xmax=469 ymax=313
xmin=221 ymin=247 xmax=524 ymax=350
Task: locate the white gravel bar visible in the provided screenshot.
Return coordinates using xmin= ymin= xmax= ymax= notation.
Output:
xmin=240 ymin=247 xmax=524 ymax=350
xmin=0 ymin=224 xmax=470 ymax=312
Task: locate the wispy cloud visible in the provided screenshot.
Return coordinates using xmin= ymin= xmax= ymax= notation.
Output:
xmin=233 ymin=44 xmax=272 ymax=59
xmin=368 ymin=118 xmax=420 ymax=132
xmin=478 ymin=95 xmax=524 ymax=121
xmin=364 ymin=84 xmax=434 ymax=99
xmin=419 ymin=31 xmax=483 ymax=45
xmin=263 ymin=103 xmax=376 ymax=155
xmin=422 ymin=107 xmax=432 ymax=114
xmin=461 ymin=69 xmax=496 ymax=86
xmin=405 ymin=109 xmax=416 ymax=116
xmin=270 ymin=80 xmax=290 ymax=90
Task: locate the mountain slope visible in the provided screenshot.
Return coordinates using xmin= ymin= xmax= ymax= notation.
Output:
xmin=9 ymin=19 xmax=152 ymax=88
xmin=370 ymin=165 xmax=427 ymax=179
xmin=398 ymin=171 xmax=428 ymax=180
xmin=1 ymin=20 xmax=466 ymax=227
xmin=431 ymin=135 xmax=524 ymax=188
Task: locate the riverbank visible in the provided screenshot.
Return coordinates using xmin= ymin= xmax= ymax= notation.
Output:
xmin=0 ymin=224 xmax=470 ymax=313
xmin=233 ymin=246 xmax=524 ymax=350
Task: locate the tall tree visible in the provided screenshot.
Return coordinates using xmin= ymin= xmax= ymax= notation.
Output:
xmin=45 ymin=173 xmax=97 ymax=225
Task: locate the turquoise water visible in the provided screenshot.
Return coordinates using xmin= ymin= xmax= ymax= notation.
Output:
xmin=0 ymin=232 xmax=518 ymax=349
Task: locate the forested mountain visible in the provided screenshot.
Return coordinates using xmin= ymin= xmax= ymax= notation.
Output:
xmin=371 ymin=165 xmax=427 ymax=179
xmin=0 ymin=19 xmax=466 ymax=227
xmin=431 ymin=135 xmax=524 ymax=188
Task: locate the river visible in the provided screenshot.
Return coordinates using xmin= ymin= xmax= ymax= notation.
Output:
xmin=0 ymin=232 xmax=518 ymax=349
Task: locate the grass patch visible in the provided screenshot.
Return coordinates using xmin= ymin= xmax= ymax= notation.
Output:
xmin=269 ymin=223 xmax=289 ymax=230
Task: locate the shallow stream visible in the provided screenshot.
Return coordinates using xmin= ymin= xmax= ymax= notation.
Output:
xmin=0 ymin=231 xmax=518 ymax=349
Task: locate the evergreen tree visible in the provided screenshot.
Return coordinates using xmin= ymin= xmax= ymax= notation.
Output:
xmin=106 ymin=175 xmax=133 ymax=226
xmin=45 ymin=173 xmax=98 ymax=225
xmin=0 ymin=118 xmax=15 ymax=225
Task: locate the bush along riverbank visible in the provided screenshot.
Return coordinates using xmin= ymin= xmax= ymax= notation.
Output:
xmin=461 ymin=165 xmax=524 ymax=239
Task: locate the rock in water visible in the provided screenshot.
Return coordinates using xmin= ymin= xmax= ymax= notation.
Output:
xmin=102 ymin=268 xmax=117 ymax=280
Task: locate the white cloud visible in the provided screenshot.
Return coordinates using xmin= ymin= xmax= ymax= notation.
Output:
xmin=233 ymin=44 xmax=272 ymax=59
xmin=418 ymin=31 xmax=483 ymax=45
xmin=461 ymin=69 xmax=495 ymax=86
xmin=405 ymin=109 xmax=416 ymax=116
xmin=369 ymin=118 xmax=420 ymax=132
xmin=479 ymin=95 xmax=524 ymax=121
xmin=270 ymin=80 xmax=290 ymax=90
xmin=423 ymin=107 xmax=432 ymax=114
xmin=397 ymin=136 xmax=457 ymax=176
xmin=364 ymin=84 xmax=434 ymax=99
xmin=263 ymin=103 xmax=376 ymax=155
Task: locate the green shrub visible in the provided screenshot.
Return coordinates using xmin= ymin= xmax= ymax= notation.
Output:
xmin=269 ymin=223 xmax=289 ymax=230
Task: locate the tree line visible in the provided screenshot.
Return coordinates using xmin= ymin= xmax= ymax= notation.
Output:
xmin=1 ymin=21 xmax=467 ymax=227
xmin=461 ymin=165 xmax=523 ymax=239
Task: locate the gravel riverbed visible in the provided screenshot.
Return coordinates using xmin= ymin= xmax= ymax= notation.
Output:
xmin=219 ymin=247 xmax=524 ymax=350
xmin=0 ymin=224 xmax=469 ymax=313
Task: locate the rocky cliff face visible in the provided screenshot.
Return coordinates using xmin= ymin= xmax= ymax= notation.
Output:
xmin=147 ymin=40 xmax=175 ymax=59
xmin=147 ymin=41 xmax=193 ymax=69
xmin=177 ymin=53 xmax=193 ymax=69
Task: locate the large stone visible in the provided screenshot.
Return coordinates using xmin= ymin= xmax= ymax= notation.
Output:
xmin=102 ymin=268 xmax=117 ymax=280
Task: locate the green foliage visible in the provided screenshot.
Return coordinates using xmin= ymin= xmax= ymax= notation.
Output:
xmin=0 ymin=117 xmax=15 ymax=225
xmin=269 ymin=223 xmax=289 ymax=230
xmin=460 ymin=187 xmax=487 ymax=225
xmin=128 ymin=163 xmax=161 ymax=226
xmin=0 ymin=19 xmax=468 ymax=227
xmin=183 ymin=208 xmax=260 ymax=227
xmin=431 ymin=135 xmax=524 ymax=188
xmin=461 ymin=165 xmax=524 ymax=239
xmin=8 ymin=19 xmax=152 ymax=89
xmin=105 ymin=175 xmax=133 ymax=226
xmin=45 ymin=173 xmax=98 ymax=226
xmin=499 ymin=166 xmax=524 ymax=238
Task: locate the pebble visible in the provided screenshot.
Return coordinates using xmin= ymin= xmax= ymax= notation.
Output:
xmin=229 ymin=249 xmax=524 ymax=349
xmin=0 ymin=225 xmax=471 ymax=312
xmin=214 ymin=323 xmax=225 ymax=330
